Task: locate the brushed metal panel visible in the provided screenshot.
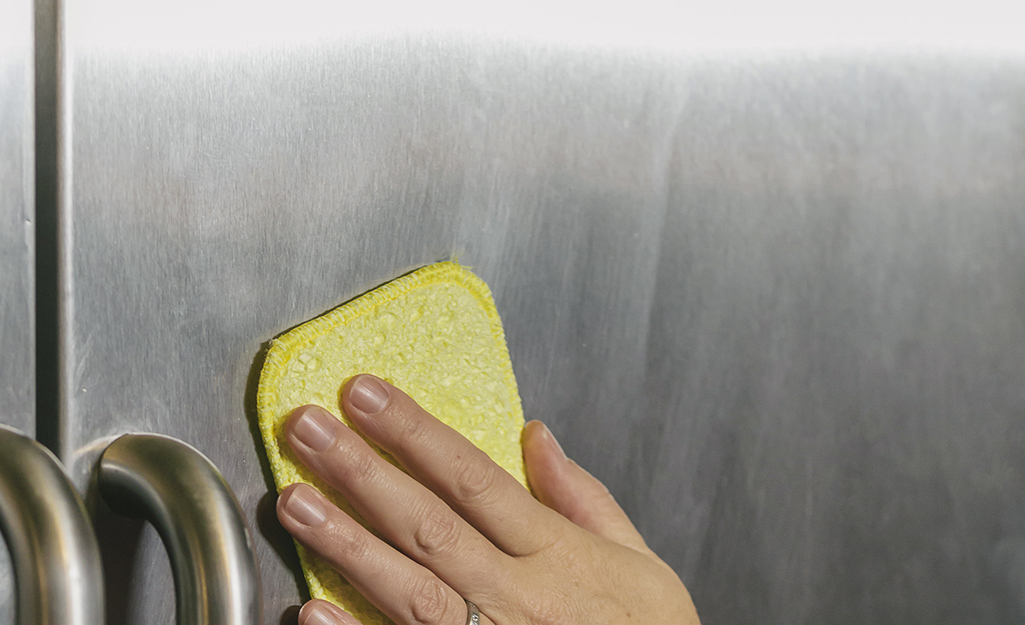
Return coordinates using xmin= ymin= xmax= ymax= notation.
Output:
xmin=61 ymin=4 xmax=1025 ymax=624
xmin=0 ymin=0 xmax=34 ymax=620
xmin=0 ymin=0 xmax=35 ymax=449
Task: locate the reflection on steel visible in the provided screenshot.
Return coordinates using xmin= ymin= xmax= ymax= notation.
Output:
xmin=0 ymin=426 xmax=104 ymax=625
xmin=97 ymin=433 xmax=261 ymax=625
xmin=49 ymin=0 xmax=1025 ymax=620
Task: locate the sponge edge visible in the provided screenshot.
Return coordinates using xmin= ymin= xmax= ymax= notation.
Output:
xmin=256 ymin=262 xmax=527 ymax=625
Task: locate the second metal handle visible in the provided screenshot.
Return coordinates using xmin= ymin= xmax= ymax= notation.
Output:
xmin=97 ymin=433 xmax=262 ymax=625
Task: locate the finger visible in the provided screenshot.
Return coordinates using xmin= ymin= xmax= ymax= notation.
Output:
xmin=341 ymin=375 xmax=561 ymax=557
xmin=522 ymin=420 xmax=650 ymax=552
xmin=278 ymin=483 xmax=498 ymax=625
xmin=298 ymin=599 xmax=360 ymax=625
xmin=284 ymin=405 xmax=513 ymax=603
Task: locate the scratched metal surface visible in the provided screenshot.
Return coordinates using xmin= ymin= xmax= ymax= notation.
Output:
xmin=0 ymin=0 xmax=34 ymax=619
xmin=50 ymin=1 xmax=1025 ymax=623
xmin=0 ymin=0 xmax=34 ymax=451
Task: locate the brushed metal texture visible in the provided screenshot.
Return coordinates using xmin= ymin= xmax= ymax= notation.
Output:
xmin=0 ymin=0 xmax=34 ymax=446
xmin=57 ymin=3 xmax=1025 ymax=624
xmin=0 ymin=0 xmax=35 ymax=620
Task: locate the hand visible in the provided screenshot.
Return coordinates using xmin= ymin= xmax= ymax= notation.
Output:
xmin=276 ymin=374 xmax=700 ymax=625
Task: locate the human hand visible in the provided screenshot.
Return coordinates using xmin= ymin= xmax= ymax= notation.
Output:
xmin=276 ymin=374 xmax=700 ymax=625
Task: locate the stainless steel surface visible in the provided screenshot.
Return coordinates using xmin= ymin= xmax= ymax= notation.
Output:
xmin=97 ymin=433 xmax=261 ymax=625
xmin=0 ymin=427 xmax=104 ymax=625
xmin=0 ymin=0 xmax=35 ymax=443
xmin=47 ymin=1 xmax=1025 ymax=624
xmin=0 ymin=0 xmax=36 ymax=619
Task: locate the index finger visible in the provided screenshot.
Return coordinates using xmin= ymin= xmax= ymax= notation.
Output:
xmin=340 ymin=374 xmax=563 ymax=557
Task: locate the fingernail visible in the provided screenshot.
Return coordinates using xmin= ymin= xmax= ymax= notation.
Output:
xmin=283 ymin=486 xmax=326 ymax=527
xmin=293 ymin=406 xmax=337 ymax=451
xmin=542 ymin=422 xmax=567 ymax=459
xmin=302 ymin=602 xmax=349 ymax=625
xmin=348 ymin=375 xmax=390 ymax=414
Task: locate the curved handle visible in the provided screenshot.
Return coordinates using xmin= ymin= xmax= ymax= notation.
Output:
xmin=97 ymin=433 xmax=262 ymax=625
xmin=0 ymin=426 xmax=104 ymax=625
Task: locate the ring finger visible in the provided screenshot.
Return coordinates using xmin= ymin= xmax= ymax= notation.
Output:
xmin=278 ymin=483 xmax=496 ymax=625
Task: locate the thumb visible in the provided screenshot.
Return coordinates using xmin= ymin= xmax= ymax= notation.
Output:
xmin=522 ymin=420 xmax=649 ymax=552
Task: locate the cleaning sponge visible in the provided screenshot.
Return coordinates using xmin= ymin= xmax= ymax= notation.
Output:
xmin=257 ymin=261 xmax=526 ymax=625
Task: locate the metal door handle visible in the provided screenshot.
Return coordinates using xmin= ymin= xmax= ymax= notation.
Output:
xmin=0 ymin=426 xmax=105 ymax=625
xmin=97 ymin=433 xmax=262 ymax=625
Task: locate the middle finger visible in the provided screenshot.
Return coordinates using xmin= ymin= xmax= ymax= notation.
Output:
xmin=341 ymin=375 xmax=561 ymax=557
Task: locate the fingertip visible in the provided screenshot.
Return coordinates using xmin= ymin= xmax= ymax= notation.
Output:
xmin=287 ymin=405 xmax=341 ymax=452
xmin=523 ymin=421 xmax=569 ymax=510
xmin=340 ymin=373 xmax=393 ymax=417
xmin=521 ymin=420 xmax=545 ymax=449
xmin=524 ymin=420 xmax=566 ymax=458
xmin=275 ymin=484 xmax=297 ymax=530
xmin=543 ymin=421 xmax=567 ymax=459
xmin=338 ymin=375 xmax=360 ymax=415
xmin=523 ymin=421 xmax=568 ymax=486
xmin=299 ymin=599 xmax=360 ymax=625
xmin=288 ymin=404 xmax=330 ymax=425
xmin=276 ymin=483 xmax=300 ymax=515
xmin=277 ymin=483 xmax=328 ymax=529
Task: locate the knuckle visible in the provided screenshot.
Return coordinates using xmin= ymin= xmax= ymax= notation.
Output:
xmin=524 ymin=592 xmax=570 ymax=625
xmin=413 ymin=505 xmax=463 ymax=558
xmin=543 ymin=536 xmax=584 ymax=573
xmin=397 ymin=407 xmax=433 ymax=448
xmin=408 ymin=576 xmax=454 ymax=625
xmin=331 ymin=442 xmax=379 ymax=486
xmin=326 ymin=522 xmax=372 ymax=563
xmin=453 ymin=453 xmax=502 ymax=506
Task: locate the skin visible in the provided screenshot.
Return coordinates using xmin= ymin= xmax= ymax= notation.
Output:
xmin=276 ymin=374 xmax=701 ymax=625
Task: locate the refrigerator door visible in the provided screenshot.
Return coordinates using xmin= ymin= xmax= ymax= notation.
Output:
xmin=54 ymin=1 xmax=1025 ymax=624
xmin=0 ymin=0 xmax=35 ymax=462
xmin=0 ymin=0 xmax=35 ymax=619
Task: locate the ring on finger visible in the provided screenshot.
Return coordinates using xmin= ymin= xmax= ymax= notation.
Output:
xmin=465 ymin=600 xmax=480 ymax=625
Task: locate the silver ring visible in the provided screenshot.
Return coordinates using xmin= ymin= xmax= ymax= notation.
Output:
xmin=465 ymin=600 xmax=480 ymax=625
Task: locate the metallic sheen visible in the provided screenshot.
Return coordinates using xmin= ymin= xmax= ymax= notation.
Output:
xmin=32 ymin=1 xmax=1025 ymax=624
xmin=0 ymin=426 xmax=103 ymax=625
xmin=465 ymin=600 xmax=480 ymax=625
xmin=0 ymin=0 xmax=35 ymax=618
xmin=0 ymin=0 xmax=34 ymax=438
xmin=97 ymin=434 xmax=262 ymax=625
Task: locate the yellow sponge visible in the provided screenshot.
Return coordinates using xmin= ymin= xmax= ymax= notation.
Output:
xmin=257 ymin=261 xmax=526 ymax=625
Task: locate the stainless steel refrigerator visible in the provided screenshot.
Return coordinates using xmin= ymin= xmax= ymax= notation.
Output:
xmin=5 ymin=0 xmax=1025 ymax=623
